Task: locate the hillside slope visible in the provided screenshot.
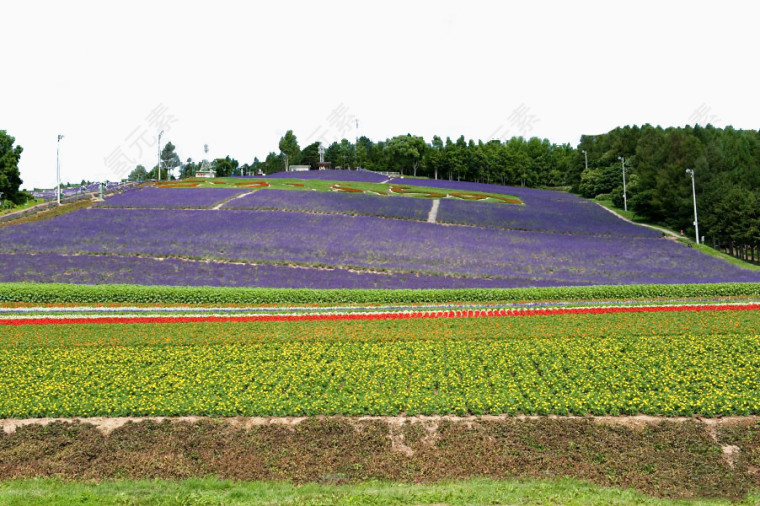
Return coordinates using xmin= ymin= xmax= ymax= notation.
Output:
xmin=1 ymin=173 xmax=758 ymax=288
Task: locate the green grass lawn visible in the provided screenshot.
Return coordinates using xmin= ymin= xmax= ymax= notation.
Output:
xmin=0 ymin=198 xmax=46 ymax=217
xmin=0 ymin=477 xmax=750 ymax=505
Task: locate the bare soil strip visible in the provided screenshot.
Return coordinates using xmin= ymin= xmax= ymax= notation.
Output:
xmin=427 ymin=198 xmax=440 ymax=223
xmin=3 ymin=414 xmax=757 ymax=436
xmin=2 ymin=415 xmax=759 ymax=500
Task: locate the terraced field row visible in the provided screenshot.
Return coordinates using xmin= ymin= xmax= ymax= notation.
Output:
xmin=2 ymin=301 xmax=759 ymax=418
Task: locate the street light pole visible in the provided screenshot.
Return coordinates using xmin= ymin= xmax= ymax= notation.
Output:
xmin=57 ymin=135 xmax=64 ymax=205
xmin=157 ymin=130 xmax=164 ymax=181
xmin=581 ymin=149 xmax=588 ymax=171
xmin=618 ymin=156 xmax=627 ymax=212
xmin=686 ymin=168 xmax=699 ymax=244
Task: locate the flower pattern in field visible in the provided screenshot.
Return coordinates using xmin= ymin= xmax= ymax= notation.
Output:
xmin=386 ymin=177 xmax=580 ymax=201
xmin=254 ymin=169 xmax=389 ymax=183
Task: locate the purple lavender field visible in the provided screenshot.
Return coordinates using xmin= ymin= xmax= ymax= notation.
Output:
xmin=0 ymin=253 xmax=520 ymax=289
xmin=221 ymin=188 xmax=431 ymax=220
xmin=97 ymin=187 xmax=246 ymax=209
xmin=2 ymin=204 xmax=760 ymax=288
xmin=437 ymin=198 xmax=659 ymax=237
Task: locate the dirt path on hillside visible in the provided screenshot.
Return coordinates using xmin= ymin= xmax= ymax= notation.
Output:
xmin=595 ymin=202 xmax=682 ymax=239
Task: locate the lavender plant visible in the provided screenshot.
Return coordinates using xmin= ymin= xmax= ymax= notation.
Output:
xmin=437 ymin=198 xmax=659 ymax=237
xmin=97 ymin=187 xmax=245 ymax=209
xmin=1 ymin=207 xmax=759 ymax=287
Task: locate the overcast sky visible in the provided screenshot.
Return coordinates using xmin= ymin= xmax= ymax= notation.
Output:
xmin=3 ymin=0 xmax=757 ymax=190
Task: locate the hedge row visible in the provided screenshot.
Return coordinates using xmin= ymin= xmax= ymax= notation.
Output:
xmin=1 ymin=282 xmax=760 ymax=305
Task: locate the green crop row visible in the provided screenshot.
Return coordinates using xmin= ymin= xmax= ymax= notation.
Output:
xmin=2 ymin=282 xmax=760 ymax=305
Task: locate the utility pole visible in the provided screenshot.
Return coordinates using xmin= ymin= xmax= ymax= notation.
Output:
xmin=355 ymin=119 xmax=359 ymax=170
xmin=686 ymin=168 xmax=699 ymax=244
xmin=57 ymin=135 xmax=64 ymax=205
xmin=157 ymin=131 xmax=164 ymax=181
xmin=618 ymin=156 xmax=627 ymax=212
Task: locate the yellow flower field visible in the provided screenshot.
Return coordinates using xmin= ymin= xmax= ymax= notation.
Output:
xmin=1 ymin=309 xmax=759 ymax=418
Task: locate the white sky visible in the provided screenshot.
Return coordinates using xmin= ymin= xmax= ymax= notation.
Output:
xmin=3 ymin=0 xmax=758 ymax=190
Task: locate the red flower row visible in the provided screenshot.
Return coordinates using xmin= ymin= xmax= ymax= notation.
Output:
xmin=1 ymin=303 xmax=758 ymax=326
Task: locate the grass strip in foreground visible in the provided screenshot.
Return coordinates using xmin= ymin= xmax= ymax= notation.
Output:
xmin=0 ymin=477 xmax=738 ymax=505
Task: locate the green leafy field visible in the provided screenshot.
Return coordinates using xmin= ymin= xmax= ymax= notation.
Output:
xmin=3 ymin=281 xmax=760 ymax=304
xmin=0 ymin=477 xmax=741 ymax=505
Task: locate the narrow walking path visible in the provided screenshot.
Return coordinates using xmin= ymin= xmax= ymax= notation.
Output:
xmin=427 ymin=199 xmax=440 ymax=223
xmin=594 ymin=202 xmax=681 ymax=238
xmin=211 ymin=190 xmax=257 ymax=210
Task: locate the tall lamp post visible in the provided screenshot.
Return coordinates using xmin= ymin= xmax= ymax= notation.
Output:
xmin=618 ymin=156 xmax=627 ymax=212
xmin=56 ymin=135 xmax=64 ymax=205
xmin=157 ymin=131 xmax=164 ymax=181
xmin=581 ymin=149 xmax=588 ymax=171
xmin=686 ymin=168 xmax=699 ymax=244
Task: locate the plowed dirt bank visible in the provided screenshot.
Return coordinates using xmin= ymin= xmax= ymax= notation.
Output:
xmin=2 ymin=415 xmax=760 ymax=500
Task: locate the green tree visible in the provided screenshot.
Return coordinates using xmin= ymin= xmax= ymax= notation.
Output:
xmin=385 ymin=135 xmax=426 ymax=176
xmin=211 ymin=156 xmax=240 ymax=177
xmin=356 ymin=136 xmax=373 ymax=168
xmin=422 ymin=135 xmax=445 ymax=180
xmin=160 ymin=142 xmax=181 ymax=179
xmin=0 ymin=130 xmax=24 ymax=204
xmin=325 ymin=142 xmax=340 ymax=167
xmin=338 ymin=139 xmax=355 ymax=169
xmin=300 ymin=142 xmax=321 ymax=169
xmin=127 ymin=164 xmax=148 ymax=182
xmin=278 ymin=130 xmax=301 ymax=167
xmin=259 ymin=152 xmax=281 ymax=174
xmin=180 ymin=158 xmax=199 ymax=179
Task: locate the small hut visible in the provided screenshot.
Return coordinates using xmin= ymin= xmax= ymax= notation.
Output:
xmin=195 ymin=159 xmax=216 ymax=178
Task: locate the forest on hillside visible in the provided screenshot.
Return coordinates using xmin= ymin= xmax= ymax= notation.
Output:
xmin=576 ymin=125 xmax=760 ymax=261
